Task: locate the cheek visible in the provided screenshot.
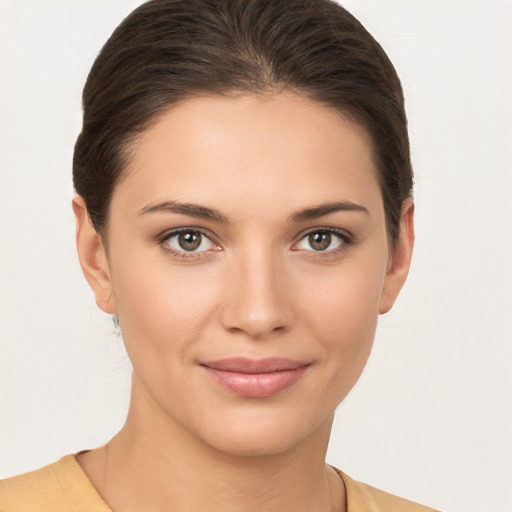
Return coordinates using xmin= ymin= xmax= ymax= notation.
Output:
xmin=298 ymin=256 xmax=386 ymax=372
xmin=110 ymin=254 xmax=221 ymax=359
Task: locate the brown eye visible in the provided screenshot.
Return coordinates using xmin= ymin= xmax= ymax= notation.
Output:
xmin=178 ymin=231 xmax=202 ymax=251
xmin=164 ymin=229 xmax=215 ymax=253
xmin=308 ymin=232 xmax=331 ymax=251
xmin=294 ymin=229 xmax=348 ymax=253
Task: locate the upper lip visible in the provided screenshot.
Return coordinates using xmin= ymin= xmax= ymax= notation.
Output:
xmin=201 ymin=357 xmax=310 ymax=374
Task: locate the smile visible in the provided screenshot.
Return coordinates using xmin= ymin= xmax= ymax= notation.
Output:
xmin=200 ymin=357 xmax=310 ymax=398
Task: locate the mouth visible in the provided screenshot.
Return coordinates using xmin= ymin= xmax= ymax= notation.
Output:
xmin=200 ymin=357 xmax=310 ymax=398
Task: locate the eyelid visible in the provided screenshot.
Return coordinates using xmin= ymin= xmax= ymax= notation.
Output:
xmin=155 ymin=225 xmax=353 ymax=259
xmin=158 ymin=226 xmax=218 ymax=242
xmin=291 ymin=227 xmax=353 ymax=252
xmin=157 ymin=227 xmax=222 ymax=257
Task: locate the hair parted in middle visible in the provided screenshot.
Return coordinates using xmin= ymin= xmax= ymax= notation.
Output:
xmin=73 ymin=0 xmax=412 ymax=244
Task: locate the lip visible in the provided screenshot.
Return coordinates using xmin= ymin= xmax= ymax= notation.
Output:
xmin=200 ymin=357 xmax=310 ymax=398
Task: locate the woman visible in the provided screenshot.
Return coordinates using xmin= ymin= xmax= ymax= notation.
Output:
xmin=0 ymin=0 xmax=437 ymax=510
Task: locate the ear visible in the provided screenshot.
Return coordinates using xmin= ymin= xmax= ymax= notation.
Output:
xmin=378 ymin=199 xmax=415 ymax=314
xmin=72 ymin=196 xmax=117 ymax=314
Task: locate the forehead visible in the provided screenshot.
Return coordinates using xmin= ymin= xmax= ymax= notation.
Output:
xmin=113 ymin=91 xmax=382 ymax=219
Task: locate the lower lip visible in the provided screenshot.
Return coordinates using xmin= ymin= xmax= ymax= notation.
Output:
xmin=202 ymin=366 xmax=308 ymax=398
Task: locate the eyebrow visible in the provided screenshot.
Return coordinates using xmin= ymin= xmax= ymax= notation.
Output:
xmin=138 ymin=199 xmax=368 ymax=224
xmin=289 ymin=201 xmax=369 ymax=223
xmin=138 ymin=201 xmax=229 ymax=223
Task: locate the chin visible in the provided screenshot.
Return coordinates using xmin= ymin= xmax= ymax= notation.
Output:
xmin=194 ymin=408 xmax=334 ymax=459
xmin=206 ymin=432 xmax=304 ymax=458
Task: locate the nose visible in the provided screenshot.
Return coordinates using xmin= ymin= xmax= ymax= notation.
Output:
xmin=220 ymin=247 xmax=294 ymax=339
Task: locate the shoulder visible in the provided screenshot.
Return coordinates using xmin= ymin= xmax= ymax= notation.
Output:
xmin=334 ymin=469 xmax=441 ymax=512
xmin=0 ymin=457 xmax=70 ymax=512
xmin=0 ymin=455 xmax=110 ymax=512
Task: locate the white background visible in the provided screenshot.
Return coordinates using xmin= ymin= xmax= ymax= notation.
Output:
xmin=0 ymin=1 xmax=511 ymax=511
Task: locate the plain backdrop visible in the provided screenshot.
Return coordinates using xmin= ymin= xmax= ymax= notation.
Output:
xmin=0 ymin=1 xmax=511 ymax=511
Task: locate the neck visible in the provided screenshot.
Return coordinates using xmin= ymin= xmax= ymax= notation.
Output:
xmin=77 ymin=377 xmax=346 ymax=512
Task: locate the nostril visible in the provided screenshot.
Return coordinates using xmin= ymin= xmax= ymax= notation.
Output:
xmin=218 ymin=256 xmax=294 ymax=338
xmin=220 ymin=297 xmax=292 ymax=339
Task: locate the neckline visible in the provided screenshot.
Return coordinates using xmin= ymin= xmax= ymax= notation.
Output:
xmin=62 ymin=453 xmax=112 ymax=511
xmin=68 ymin=453 xmax=353 ymax=512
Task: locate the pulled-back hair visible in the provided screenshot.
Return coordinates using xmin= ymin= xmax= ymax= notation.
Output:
xmin=73 ymin=0 xmax=412 ymax=244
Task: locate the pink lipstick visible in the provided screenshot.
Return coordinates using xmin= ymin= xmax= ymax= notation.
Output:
xmin=201 ymin=357 xmax=309 ymax=398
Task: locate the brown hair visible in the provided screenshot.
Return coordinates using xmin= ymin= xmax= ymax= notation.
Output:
xmin=73 ymin=0 xmax=412 ymax=244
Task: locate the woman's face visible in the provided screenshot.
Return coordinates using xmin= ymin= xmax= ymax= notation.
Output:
xmin=77 ymin=91 xmax=413 ymax=456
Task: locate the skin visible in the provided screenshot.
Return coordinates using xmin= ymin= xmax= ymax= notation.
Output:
xmin=73 ymin=91 xmax=414 ymax=512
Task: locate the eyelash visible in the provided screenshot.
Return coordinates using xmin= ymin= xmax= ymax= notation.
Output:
xmin=291 ymin=227 xmax=353 ymax=257
xmin=158 ymin=228 xmax=220 ymax=261
xmin=157 ymin=227 xmax=353 ymax=261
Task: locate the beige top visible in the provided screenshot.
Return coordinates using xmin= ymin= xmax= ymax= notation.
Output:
xmin=0 ymin=455 xmax=439 ymax=511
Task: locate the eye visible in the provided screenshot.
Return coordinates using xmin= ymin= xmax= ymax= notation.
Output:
xmin=295 ymin=229 xmax=348 ymax=252
xmin=163 ymin=229 xmax=215 ymax=253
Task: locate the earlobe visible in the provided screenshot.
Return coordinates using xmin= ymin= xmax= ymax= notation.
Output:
xmin=378 ymin=199 xmax=415 ymax=314
xmin=72 ymin=196 xmax=117 ymax=314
